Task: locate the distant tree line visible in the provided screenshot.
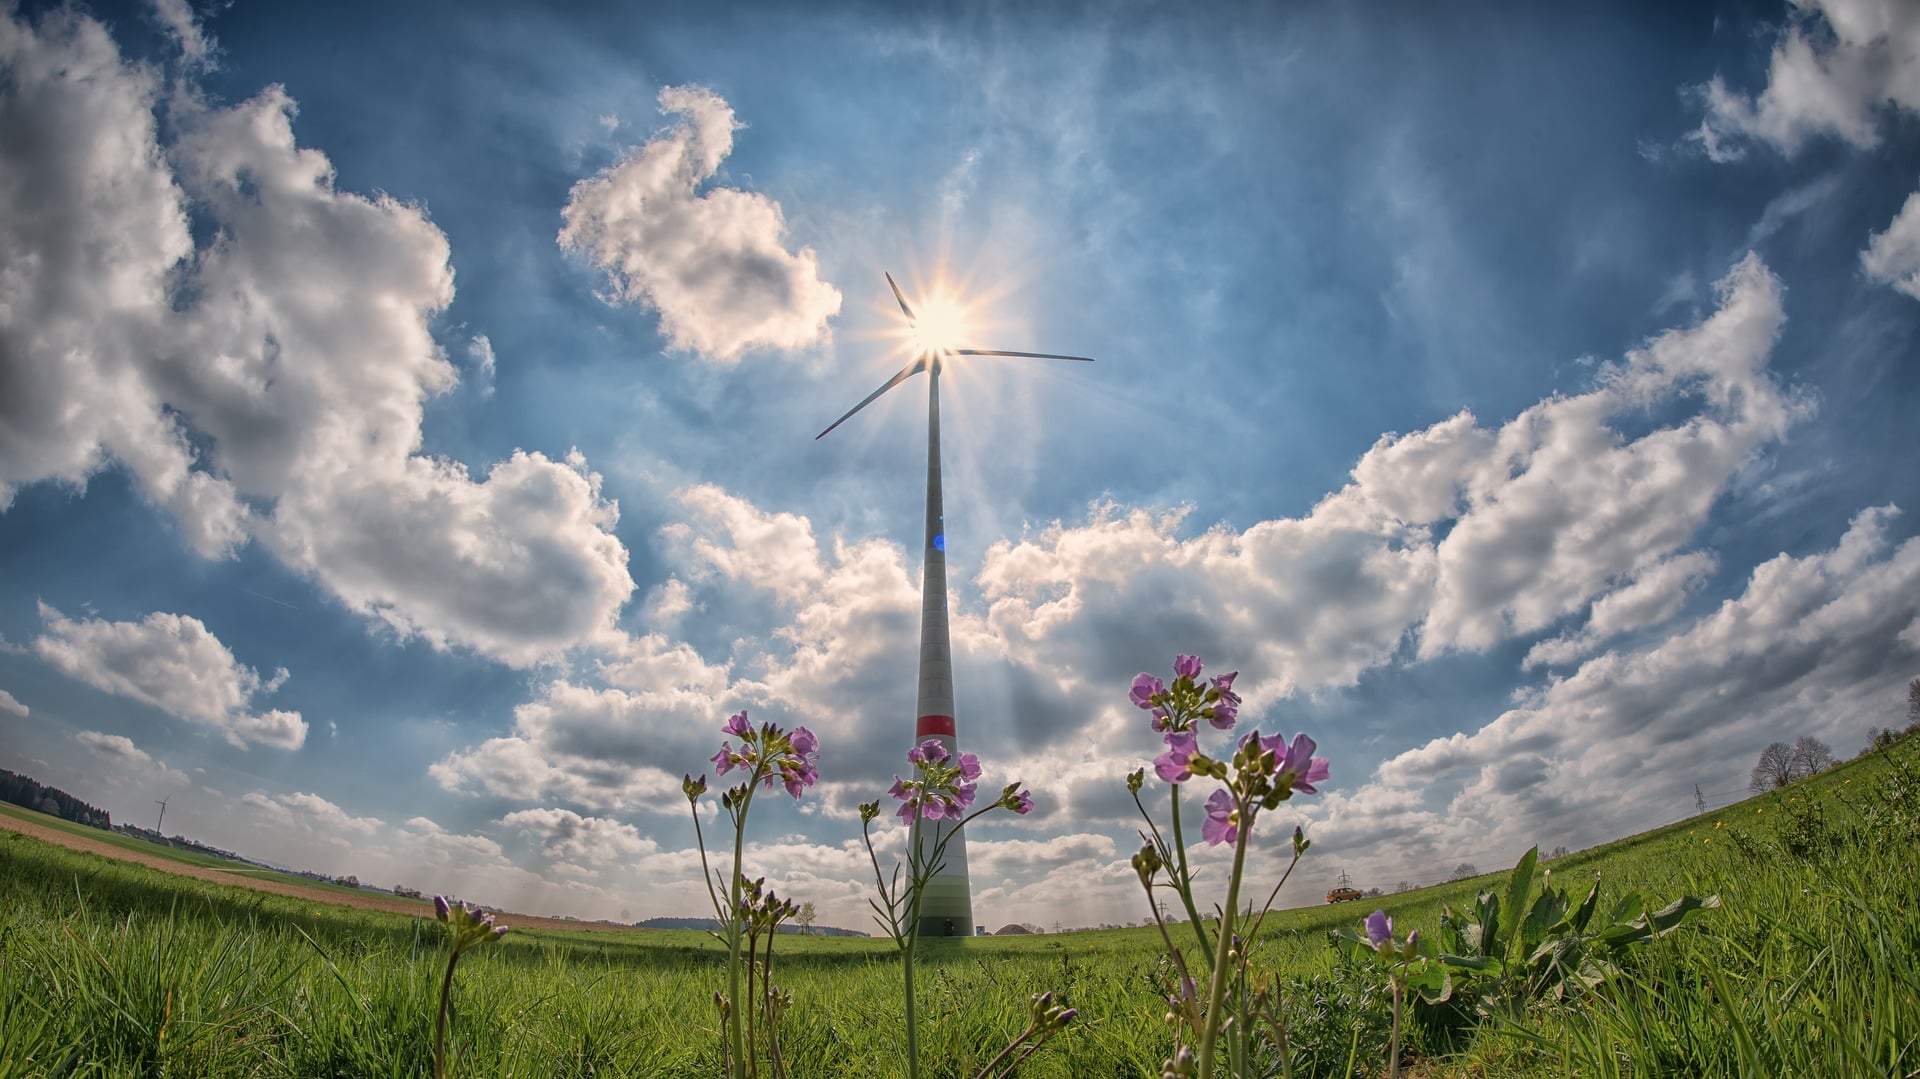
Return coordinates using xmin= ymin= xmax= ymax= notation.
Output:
xmin=1863 ymin=678 xmax=1920 ymax=753
xmin=0 ymin=769 xmax=110 ymax=829
xmin=1749 ymin=736 xmax=1834 ymax=794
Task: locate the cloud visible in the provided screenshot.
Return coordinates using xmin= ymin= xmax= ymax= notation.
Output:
xmin=0 ymin=9 xmax=636 ymax=666
xmin=0 ymin=8 xmax=246 ymax=557
xmin=1692 ymin=0 xmax=1920 ymax=159
xmin=1523 ymin=551 xmax=1719 ymax=668
xmin=430 ymin=636 xmax=736 ymax=809
xmin=499 ymin=807 xmax=659 ymax=866
xmin=558 ymin=85 xmax=842 ymax=362
xmin=146 ymin=0 xmax=209 ymax=66
xmin=974 ymin=255 xmax=1802 ymax=695
xmin=75 ymin=730 xmax=189 ymax=786
xmin=1688 ymin=0 xmax=1920 ymax=303
xmin=467 ymin=334 xmax=497 ymax=397
xmin=0 ymin=688 xmax=25 ymax=717
xmin=1862 ymin=189 xmax=1920 ymax=298
xmin=34 ymin=605 xmax=307 ymax=750
xmin=1361 ymin=506 xmax=1920 ymax=871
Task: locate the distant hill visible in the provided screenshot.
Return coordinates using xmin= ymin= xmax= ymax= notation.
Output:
xmin=635 ymin=916 xmax=868 ymax=937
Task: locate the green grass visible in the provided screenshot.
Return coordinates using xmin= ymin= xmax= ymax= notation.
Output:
xmin=2 ymin=738 xmax=1917 ymax=1076
xmin=0 ymin=801 xmax=418 ymax=902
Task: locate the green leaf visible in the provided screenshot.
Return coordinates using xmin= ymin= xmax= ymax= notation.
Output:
xmin=1519 ymin=887 xmax=1566 ymax=957
xmin=1437 ymin=953 xmax=1497 ymax=973
xmin=1565 ymin=878 xmax=1601 ymax=935
xmin=1500 ymin=847 xmax=1538 ymax=960
xmin=1606 ymin=891 xmax=1646 ymax=927
xmin=1474 ymin=892 xmax=1501 ymax=958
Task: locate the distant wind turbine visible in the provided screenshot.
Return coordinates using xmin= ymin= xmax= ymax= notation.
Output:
xmin=818 ymin=272 xmax=1092 ymax=937
xmin=154 ymin=798 xmax=168 ymax=833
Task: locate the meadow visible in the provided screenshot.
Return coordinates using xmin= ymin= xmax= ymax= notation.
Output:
xmin=1 ymin=735 xmax=1915 ymax=1077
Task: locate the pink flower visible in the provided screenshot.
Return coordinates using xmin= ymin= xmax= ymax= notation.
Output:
xmin=1365 ymin=909 xmax=1393 ymax=948
xmin=1129 ymin=673 xmax=1166 ymax=710
xmin=1173 ymin=654 xmax=1204 ymax=680
xmin=958 ymin=753 xmax=982 ymax=782
xmin=1155 ymin=731 xmax=1199 ymax=783
xmin=1255 ymin=731 xmax=1330 ymax=794
xmin=711 ymin=744 xmax=736 ymax=774
xmin=725 ymin=711 xmax=753 ymax=738
xmin=1200 ymin=788 xmax=1238 ymax=846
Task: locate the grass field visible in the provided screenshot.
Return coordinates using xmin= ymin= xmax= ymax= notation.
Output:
xmin=2 ymin=737 xmax=1916 ymax=1077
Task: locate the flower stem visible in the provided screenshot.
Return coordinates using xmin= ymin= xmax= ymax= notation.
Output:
xmin=1168 ymin=785 xmax=1215 ymax=967
xmin=902 ymin=812 xmax=924 ymax=1079
xmin=1194 ymin=799 xmax=1251 ymax=1079
xmin=433 ymin=950 xmax=459 ymax=1079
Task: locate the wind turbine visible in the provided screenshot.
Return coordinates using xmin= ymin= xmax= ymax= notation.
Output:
xmin=154 ymin=798 xmax=167 ymax=833
xmin=818 ymin=272 xmax=1092 ymax=937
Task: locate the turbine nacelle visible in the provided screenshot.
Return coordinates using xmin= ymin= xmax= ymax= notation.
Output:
xmin=815 ymin=272 xmax=1094 ymax=440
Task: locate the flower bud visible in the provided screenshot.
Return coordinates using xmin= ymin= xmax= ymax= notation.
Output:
xmin=433 ymin=894 xmax=451 ymax=922
xmin=1292 ymin=825 xmax=1309 ymax=856
xmin=713 ymin=991 xmax=730 ymax=1019
xmin=1132 ymin=844 xmax=1163 ymax=886
xmin=683 ymin=773 xmax=708 ymax=801
xmin=1127 ymin=768 xmax=1146 ymax=794
xmin=859 ymin=800 xmax=880 ymax=824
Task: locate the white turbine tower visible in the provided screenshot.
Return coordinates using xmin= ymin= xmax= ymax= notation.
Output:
xmin=818 ymin=272 xmax=1091 ymax=937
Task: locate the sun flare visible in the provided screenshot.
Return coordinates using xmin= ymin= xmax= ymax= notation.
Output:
xmin=905 ymin=291 xmax=976 ymax=356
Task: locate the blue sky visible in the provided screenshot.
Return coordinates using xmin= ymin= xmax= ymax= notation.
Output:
xmin=2 ymin=0 xmax=1918 ymax=928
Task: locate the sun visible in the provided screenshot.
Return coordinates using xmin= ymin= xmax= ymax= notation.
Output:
xmin=905 ymin=290 xmax=977 ymax=356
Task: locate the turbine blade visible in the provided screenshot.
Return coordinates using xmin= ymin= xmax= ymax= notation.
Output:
xmin=884 ymin=272 xmax=918 ymax=322
xmin=816 ymin=358 xmax=927 ymax=440
xmin=952 ymin=349 xmax=1095 ymax=363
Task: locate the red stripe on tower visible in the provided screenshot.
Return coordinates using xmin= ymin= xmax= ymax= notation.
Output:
xmin=916 ymin=714 xmax=956 ymax=738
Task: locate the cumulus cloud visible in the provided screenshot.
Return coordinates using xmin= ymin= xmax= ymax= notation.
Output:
xmin=558 ymin=85 xmax=842 ymax=362
xmin=0 ymin=8 xmax=246 ymax=557
xmin=1690 ymin=0 xmax=1920 ymax=302
xmin=1693 ymin=0 xmax=1920 ymax=159
xmin=34 ymin=605 xmax=307 ymax=750
xmin=0 ymin=9 xmax=635 ymax=666
xmin=431 ymin=636 xmax=735 ymax=809
xmin=1360 ymin=506 xmax=1920 ymax=872
xmin=0 ymin=688 xmax=25 ymax=717
xmin=975 ymin=255 xmax=1802 ymax=695
xmin=1524 ymin=551 xmax=1719 ymax=668
xmin=147 ymin=0 xmax=209 ymax=66
xmin=500 ymin=807 xmax=658 ymax=866
xmin=76 ymin=730 xmax=189 ymax=786
xmin=1861 ymin=189 xmax=1920 ymax=298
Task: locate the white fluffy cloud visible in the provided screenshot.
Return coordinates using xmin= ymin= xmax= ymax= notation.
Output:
xmin=34 ymin=605 xmax=307 ymax=750
xmin=0 ymin=8 xmax=635 ymax=666
xmin=430 ymin=635 xmax=736 ymax=809
xmin=1355 ymin=506 xmax=1920 ymax=876
xmin=1692 ymin=0 xmax=1920 ymax=302
xmin=75 ymin=730 xmax=189 ymax=787
xmin=1862 ymin=189 xmax=1920 ymax=298
xmin=0 ymin=689 xmax=25 ymax=717
xmin=1694 ymin=0 xmax=1920 ymax=159
xmin=500 ymin=807 xmax=659 ymax=867
xmin=558 ymin=85 xmax=842 ymax=362
xmin=976 ymin=255 xmax=1801 ymax=696
xmin=0 ymin=9 xmax=246 ymax=557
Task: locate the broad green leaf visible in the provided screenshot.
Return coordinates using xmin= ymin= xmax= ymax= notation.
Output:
xmin=1519 ymin=888 xmax=1566 ymax=957
xmin=1500 ymin=846 xmax=1538 ymax=960
xmin=1565 ymin=878 xmax=1601 ymax=935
